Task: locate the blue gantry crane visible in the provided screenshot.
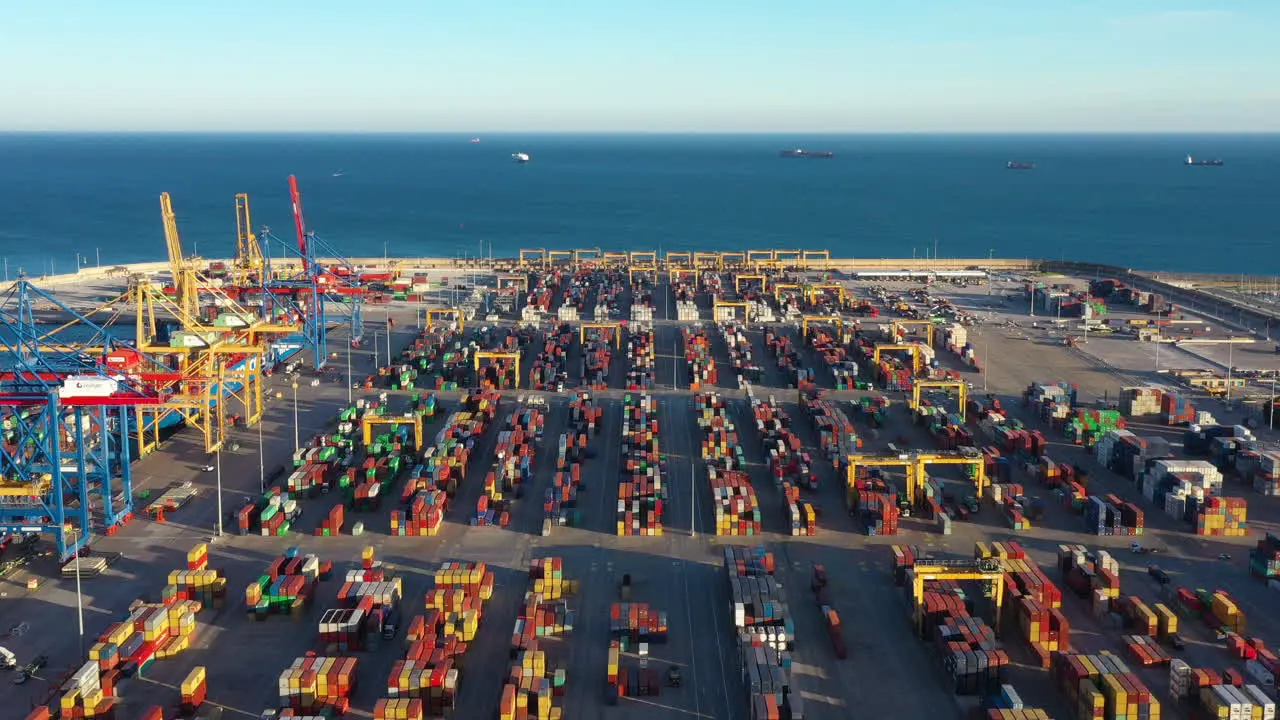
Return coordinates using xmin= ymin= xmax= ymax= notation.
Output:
xmin=257 ymin=175 xmax=365 ymax=371
xmin=0 ymin=281 xmax=165 ymax=561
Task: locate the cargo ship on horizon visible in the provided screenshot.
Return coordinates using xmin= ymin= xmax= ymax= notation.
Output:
xmin=1185 ymin=154 xmax=1223 ymax=167
xmin=1006 ymin=161 xmax=1035 ymax=170
xmin=779 ymin=149 xmax=834 ymax=159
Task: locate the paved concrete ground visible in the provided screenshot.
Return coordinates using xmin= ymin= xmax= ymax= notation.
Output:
xmin=3 ymin=270 xmax=1280 ymax=719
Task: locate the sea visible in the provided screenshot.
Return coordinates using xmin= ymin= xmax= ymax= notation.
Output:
xmin=1 ymin=133 xmax=1277 ymax=277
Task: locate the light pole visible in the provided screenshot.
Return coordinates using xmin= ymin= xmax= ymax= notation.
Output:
xmin=346 ymin=335 xmax=353 ymax=405
xmin=72 ymin=528 xmax=85 ymax=656
xmin=386 ymin=320 xmax=392 ymax=367
xmin=95 ymin=247 xmax=100 ymax=267
xmin=291 ymin=380 xmax=300 ymax=452
xmin=1154 ymin=326 xmax=1160 ymax=371
xmin=257 ymin=418 xmax=265 ymax=494
xmin=690 ymin=462 xmax=696 ymax=539
xmin=215 ymin=448 xmax=224 ymax=536
xmin=1226 ymin=342 xmax=1234 ymax=406
xmin=1270 ymin=375 xmax=1276 ymax=432
xmin=373 ymin=330 xmax=380 ymax=368
xmin=981 ymin=330 xmax=988 ymax=393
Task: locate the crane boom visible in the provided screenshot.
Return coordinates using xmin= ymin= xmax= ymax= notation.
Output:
xmin=289 ymin=174 xmax=308 ymax=257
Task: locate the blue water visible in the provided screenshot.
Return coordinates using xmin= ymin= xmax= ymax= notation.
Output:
xmin=1 ymin=133 xmax=1277 ymax=275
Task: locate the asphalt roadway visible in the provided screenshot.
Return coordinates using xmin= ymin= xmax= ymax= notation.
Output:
xmin=1 ymin=273 xmax=1278 ymax=719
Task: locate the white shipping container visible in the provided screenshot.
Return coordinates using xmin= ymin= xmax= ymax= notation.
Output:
xmin=59 ymin=375 xmax=119 ymax=398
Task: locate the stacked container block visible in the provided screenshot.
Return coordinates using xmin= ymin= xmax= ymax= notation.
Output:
xmin=683 ymin=327 xmax=718 ymax=389
xmin=802 ymin=393 xmax=860 ymax=467
xmin=246 ymin=548 xmax=327 ymax=618
xmin=1053 ymin=652 xmax=1160 ymax=720
xmin=724 ymin=546 xmax=806 ymax=720
xmin=501 ymin=557 xmax=574 ymax=720
xmin=618 ymin=392 xmax=664 ymax=536
xmin=544 ymin=392 xmax=600 ymax=534
xmin=624 ymin=328 xmax=656 ymax=391
xmin=277 ymin=656 xmax=359 ymax=714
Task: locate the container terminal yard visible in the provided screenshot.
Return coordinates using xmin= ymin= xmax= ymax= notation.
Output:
xmin=2 ymin=193 xmax=1280 ymax=719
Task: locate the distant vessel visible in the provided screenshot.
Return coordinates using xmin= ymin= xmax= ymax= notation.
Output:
xmin=1006 ymin=161 xmax=1035 ymax=170
xmin=332 ymin=170 xmax=345 ymax=177
xmin=779 ymin=149 xmax=834 ymax=159
xmin=512 ymin=153 xmax=530 ymax=163
xmin=1186 ymin=154 xmax=1223 ymax=166
xmin=471 ymin=138 xmax=481 ymax=143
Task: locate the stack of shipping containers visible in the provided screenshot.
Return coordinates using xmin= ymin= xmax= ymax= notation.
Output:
xmin=501 ymin=557 xmax=575 ymax=720
xmin=695 ymin=391 xmax=761 ymax=536
xmin=723 ymin=546 xmax=803 ymax=720
xmin=618 ymin=392 xmax=664 ymax=536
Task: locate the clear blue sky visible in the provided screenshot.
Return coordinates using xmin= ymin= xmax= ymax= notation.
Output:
xmin=2 ymin=0 xmax=1276 ymax=132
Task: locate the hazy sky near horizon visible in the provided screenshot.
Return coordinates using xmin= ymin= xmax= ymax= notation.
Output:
xmin=2 ymin=1 xmax=1276 ymax=133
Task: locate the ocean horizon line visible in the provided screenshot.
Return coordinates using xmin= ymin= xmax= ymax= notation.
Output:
xmin=2 ymin=130 xmax=1278 ymax=138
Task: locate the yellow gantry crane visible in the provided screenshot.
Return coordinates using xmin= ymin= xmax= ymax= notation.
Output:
xmin=846 ymin=451 xmax=987 ymax=506
xmin=773 ymin=283 xmax=802 ymax=304
xmin=425 ymin=309 xmax=464 ymax=333
xmin=802 ymin=249 xmax=831 ymax=269
xmin=912 ymin=380 xmax=967 ymax=422
xmin=873 ymin=344 xmax=925 ymax=375
xmin=138 ymin=193 xmax=299 ymax=454
xmin=497 ymin=275 xmax=529 ymax=294
xmin=475 ymin=350 xmax=521 ymax=389
xmin=668 ymin=267 xmax=696 ymax=284
xmin=665 ymin=251 xmax=693 ymax=269
xmin=713 ymin=299 xmax=751 ymax=323
xmin=908 ymin=558 xmax=1006 ymax=636
xmin=734 ymin=274 xmax=767 ymax=294
xmin=891 ymin=319 xmax=936 ymax=346
xmin=232 ymin=193 xmax=264 ymax=287
xmin=693 ymin=252 xmax=722 ymax=270
xmin=801 ymin=315 xmax=847 ymax=342
xmin=519 ymin=249 xmax=547 ymax=269
xmin=628 ymin=265 xmax=657 ymax=285
xmin=362 ymin=413 xmax=424 ymax=448
xmin=806 ymin=283 xmax=849 ymax=308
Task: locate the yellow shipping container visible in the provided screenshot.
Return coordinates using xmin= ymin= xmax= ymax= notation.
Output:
xmin=181 ymin=666 xmax=207 ymax=695
xmin=1155 ymin=603 xmax=1179 ymax=637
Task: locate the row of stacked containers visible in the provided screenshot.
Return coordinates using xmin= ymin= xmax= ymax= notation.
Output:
xmin=475 ymin=404 xmax=545 ymax=527
xmin=625 ymin=327 xmax=656 ymax=391
xmin=476 ymin=335 xmax=523 ymax=390
xmin=746 ymin=385 xmax=819 ymax=535
xmin=763 ymin=326 xmax=813 ymax=389
xmin=683 ymin=326 xmax=718 ymax=389
xmin=618 ymin=392 xmax=664 ymax=536
xmin=580 ymin=325 xmax=615 ymax=390
xmin=723 ymin=546 xmax=806 ymax=720
xmin=372 ymin=325 xmax=468 ymax=391
xmin=695 ymin=391 xmax=762 ymax=536
xmin=530 ymin=323 xmax=572 ymax=391
xmin=719 ymin=321 xmax=764 ymax=384
xmin=543 ymin=391 xmax=601 ymax=535
xmin=500 ymin=557 xmax=574 ymax=720
xmin=800 ymin=392 xmax=861 ymax=469
xmin=802 ymin=322 xmax=859 ymax=390
xmin=393 ymin=389 xmax=499 ymax=535
xmin=376 ymin=558 xmax=497 ymax=717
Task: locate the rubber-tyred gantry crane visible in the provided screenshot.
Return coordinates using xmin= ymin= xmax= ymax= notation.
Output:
xmin=0 ymin=281 xmax=165 ymax=561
